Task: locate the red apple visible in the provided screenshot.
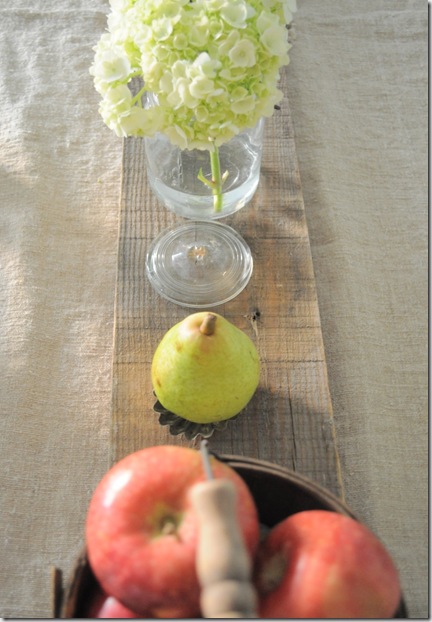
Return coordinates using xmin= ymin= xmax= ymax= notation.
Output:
xmin=82 ymin=583 xmax=200 ymax=618
xmin=83 ymin=585 xmax=142 ymax=618
xmin=82 ymin=584 xmax=192 ymax=618
xmin=254 ymin=510 xmax=401 ymax=618
xmin=86 ymin=445 xmax=260 ymax=616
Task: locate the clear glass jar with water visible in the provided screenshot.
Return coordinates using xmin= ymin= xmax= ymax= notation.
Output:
xmin=144 ymin=118 xmax=265 ymax=220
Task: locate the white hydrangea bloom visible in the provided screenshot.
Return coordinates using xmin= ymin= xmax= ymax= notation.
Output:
xmin=90 ymin=0 xmax=297 ymax=150
xmin=90 ymin=48 xmax=131 ymax=84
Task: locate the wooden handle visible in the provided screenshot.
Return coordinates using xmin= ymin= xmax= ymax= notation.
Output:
xmin=191 ymin=479 xmax=258 ymax=618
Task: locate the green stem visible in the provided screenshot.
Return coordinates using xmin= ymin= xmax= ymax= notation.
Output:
xmin=210 ymin=147 xmax=223 ymax=213
xmin=197 ymin=146 xmax=228 ymax=213
xmin=131 ymin=85 xmax=147 ymax=107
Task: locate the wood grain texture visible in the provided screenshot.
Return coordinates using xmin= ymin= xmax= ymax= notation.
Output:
xmin=111 ymin=71 xmax=344 ymax=498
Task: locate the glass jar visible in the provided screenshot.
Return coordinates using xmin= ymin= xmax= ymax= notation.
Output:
xmin=144 ymin=118 xmax=265 ymax=220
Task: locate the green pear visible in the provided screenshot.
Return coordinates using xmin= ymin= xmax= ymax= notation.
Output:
xmin=151 ymin=312 xmax=260 ymax=424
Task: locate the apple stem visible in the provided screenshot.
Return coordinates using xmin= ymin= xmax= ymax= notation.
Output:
xmin=200 ymin=313 xmax=217 ymax=336
xmin=160 ymin=515 xmax=181 ymax=539
xmin=160 ymin=520 xmax=178 ymax=536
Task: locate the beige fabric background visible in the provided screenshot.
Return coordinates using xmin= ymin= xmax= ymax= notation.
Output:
xmin=0 ymin=0 xmax=427 ymax=618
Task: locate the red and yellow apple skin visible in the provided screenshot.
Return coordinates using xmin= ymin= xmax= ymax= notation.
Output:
xmin=85 ymin=445 xmax=260 ymax=616
xmin=83 ymin=584 xmax=193 ymax=619
xmin=254 ymin=510 xmax=401 ymax=619
xmin=83 ymin=586 xmax=142 ymax=618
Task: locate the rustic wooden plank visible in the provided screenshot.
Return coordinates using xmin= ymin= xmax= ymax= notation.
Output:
xmin=111 ymin=70 xmax=344 ymax=498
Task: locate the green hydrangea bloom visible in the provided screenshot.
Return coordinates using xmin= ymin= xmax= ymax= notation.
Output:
xmin=90 ymin=0 xmax=297 ymax=150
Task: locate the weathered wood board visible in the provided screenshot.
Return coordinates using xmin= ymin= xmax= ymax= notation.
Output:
xmin=111 ymin=71 xmax=344 ymax=498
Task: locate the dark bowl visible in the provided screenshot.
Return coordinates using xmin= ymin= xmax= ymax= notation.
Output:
xmin=59 ymin=454 xmax=407 ymax=618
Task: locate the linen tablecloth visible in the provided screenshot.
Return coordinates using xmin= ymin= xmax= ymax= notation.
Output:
xmin=0 ymin=0 xmax=427 ymax=617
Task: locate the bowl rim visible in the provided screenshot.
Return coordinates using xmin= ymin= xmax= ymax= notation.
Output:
xmin=215 ymin=452 xmax=356 ymax=518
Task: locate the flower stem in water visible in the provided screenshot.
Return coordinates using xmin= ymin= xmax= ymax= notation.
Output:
xmin=210 ymin=147 xmax=223 ymax=213
xmin=198 ymin=146 xmax=229 ymax=213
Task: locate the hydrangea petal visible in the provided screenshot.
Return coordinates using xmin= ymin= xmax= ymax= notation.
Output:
xmin=260 ymin=25 xmax=288 ymax=56
xmin=220 ymin=2 xmax=248 ymax=28
xmin=228 ymin=39 xmax=256 ymax=68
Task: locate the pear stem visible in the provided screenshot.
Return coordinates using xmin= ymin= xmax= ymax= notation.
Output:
xmin=200 ymin=313 xmax=217 ymax=336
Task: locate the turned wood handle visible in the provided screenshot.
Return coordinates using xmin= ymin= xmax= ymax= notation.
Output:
xmin=191 ymin=479 xmax=258 ymax=618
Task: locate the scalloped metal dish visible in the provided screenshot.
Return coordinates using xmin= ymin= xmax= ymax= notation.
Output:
xmin=153 ymin=399 xmax=236 ymax=441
